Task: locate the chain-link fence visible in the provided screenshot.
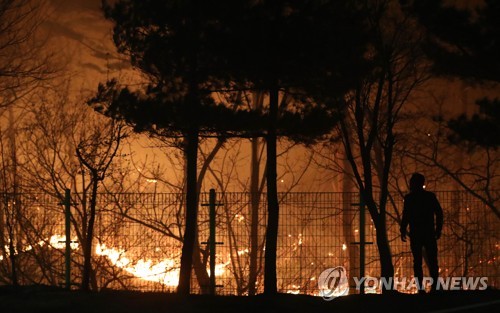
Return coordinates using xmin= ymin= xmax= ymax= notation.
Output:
xmin=0 ymin=191 xmax=498 ymax=294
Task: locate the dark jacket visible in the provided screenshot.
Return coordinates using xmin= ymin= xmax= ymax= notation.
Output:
xmin=400 ymin=190 xmax=443 ymax=238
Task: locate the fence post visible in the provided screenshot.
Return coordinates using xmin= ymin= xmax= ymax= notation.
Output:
xmin=201 ymin=189 xmax=223 ymax=295
xmin=351 ymin=193 xmax=372 ymax=294
xmin=359 ymin=194 xmax=366 ymax=294
xmin=64 ymin=188 xmax=71 ymax=290
xmin=209 ymin=189 xmax=216 ymax=295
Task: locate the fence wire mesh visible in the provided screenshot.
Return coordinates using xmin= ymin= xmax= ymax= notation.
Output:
xmin=0 ymin=191 xmax=498 ymax=295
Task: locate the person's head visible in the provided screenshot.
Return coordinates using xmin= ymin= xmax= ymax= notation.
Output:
xmin=409 ymin=173 xmax=425 ymax=191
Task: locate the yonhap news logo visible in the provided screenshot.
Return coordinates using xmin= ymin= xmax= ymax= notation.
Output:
xmin=318 ymin=266 xmax=488 ymax=301
xmin=317 ymin=266 xmax=349 ymax=300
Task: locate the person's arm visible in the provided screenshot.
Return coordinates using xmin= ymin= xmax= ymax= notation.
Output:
xmin=400 ymin=196 xmax=409 ymax=242
xmin=434 ymin=193 xmax=444 ymax=239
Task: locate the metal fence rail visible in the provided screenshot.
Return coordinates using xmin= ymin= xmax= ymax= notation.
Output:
xmin=0 ymin=191 xmax=498 ymax=295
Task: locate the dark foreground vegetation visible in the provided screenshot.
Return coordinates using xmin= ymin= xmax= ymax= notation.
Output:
xmin=0 ymin=286 xmax=499 ymax=313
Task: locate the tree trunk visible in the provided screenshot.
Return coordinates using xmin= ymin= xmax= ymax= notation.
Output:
xmin=6 ymin=216 xmax=17 ymax=286
xmin=249 ymin=91 xmax=264 ymax=295
xmin=82 ymin=174 xmax=98 ymax=291
xmin=342 ymin=161 xmax=359 ymax=293
xmin=178 ymin=129 xmax=199 ymax=295
xmin=264 ymin=87 xmax=279 ymax=295
xmin=370 ymin=204 xmax=394 ymax=292
xmin=0 ymin=199 xmax=6 ymax=270
xmin=7 ymin=108 xmax=18 ymax=286
xmin=248 ymin=136 xmax=260 ymax=295
xmin=192 ymin=238 xmax=210 ymax=294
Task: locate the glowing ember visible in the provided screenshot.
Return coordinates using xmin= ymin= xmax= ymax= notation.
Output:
xmin=235 ymin=214 xmax=245 ymax=222
xmin=237 ymin=248 xmax=249 ymax=256
xmin=286 ymin=284 xmax=301 ymax=294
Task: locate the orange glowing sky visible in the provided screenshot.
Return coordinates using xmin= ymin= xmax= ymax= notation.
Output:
xmin=41 ymin=0 xmax=137 ymax=91
xmin=3 ymin=0 xmax=499 ymax=193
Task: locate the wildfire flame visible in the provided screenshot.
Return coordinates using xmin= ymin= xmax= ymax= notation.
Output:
xmin=95 ymin=243 xmax=230 ymax=286
xmin=44 ymin=234 xmax=79 ymax=250
xmin=95 ymin=243 xmax=179 ymax=286
xmin=1 ymin=235 xmax=230 ymax=288
xmin=0 ymin=235 xmax=79 ymax=261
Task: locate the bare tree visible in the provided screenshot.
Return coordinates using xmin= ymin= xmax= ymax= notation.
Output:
xmin=404 ymin=102 xmax=499 ymax=219
xmin=18 ymin=87 xmax=126 ymax=290
xmin=0 ymin=0 xmax=56 ymax=285
xmin=0 ymin=109 xmax=21 ymax=285
xmin=75 ymin=121 xmax=124 ymax=291
xmin=0 ymin=0 xmax=55 ymax=108
xmin=100 ymin=135 xmax=231 ymax=293
xmin=199 ymin=131 xmax=317 ymax=294
xmin=323 ymin=0 xmax=430 ymax=291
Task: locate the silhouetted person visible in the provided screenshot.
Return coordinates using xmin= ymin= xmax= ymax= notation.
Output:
xmin=400 ymin=173 xmax=443 ymax=294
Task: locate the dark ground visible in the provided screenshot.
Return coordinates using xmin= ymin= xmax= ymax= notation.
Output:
xmin=0 ymin=286 xmax=499 ymax=313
